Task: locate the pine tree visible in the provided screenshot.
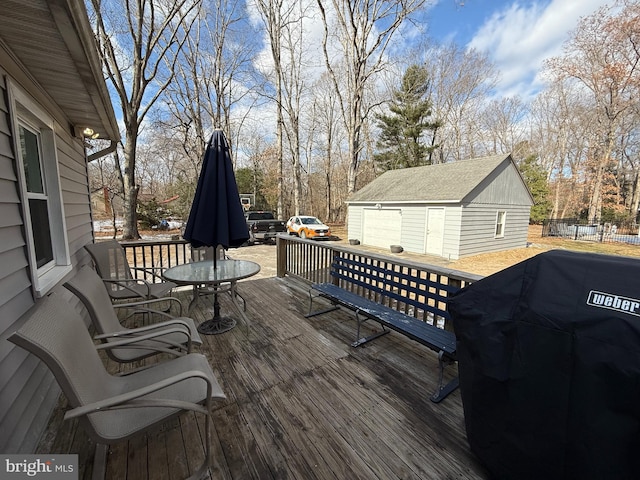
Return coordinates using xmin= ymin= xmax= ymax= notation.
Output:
xmin=374 ymin=65 xmax=441 ymax=170
xmin=519 ymin=155 xmax=552 ymax=223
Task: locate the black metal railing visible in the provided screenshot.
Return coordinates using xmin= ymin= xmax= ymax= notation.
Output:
xmin=542 ymin=218 xmax=640 ymax=244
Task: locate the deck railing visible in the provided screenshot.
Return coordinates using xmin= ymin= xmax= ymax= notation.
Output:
xmin=120 ymin=238 xmax=191 ymax=282
xmin=118 ymin=235 xmax=482 ymax=330
xmin=276 ymin=234 xmax=483 ymax=330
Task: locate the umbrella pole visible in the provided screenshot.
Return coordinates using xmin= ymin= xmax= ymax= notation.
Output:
xmin=212 ymin=253 xmax=221 ymax=319
xmin=197 ymin=244 xmax=236 ymax=335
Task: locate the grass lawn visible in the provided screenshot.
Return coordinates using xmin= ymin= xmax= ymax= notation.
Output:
xmin=450 ymin=225 xmax=640 ymax=276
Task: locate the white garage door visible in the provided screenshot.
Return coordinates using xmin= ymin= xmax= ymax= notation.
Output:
xmin=362 ymin=209 xmax=402 ymax=248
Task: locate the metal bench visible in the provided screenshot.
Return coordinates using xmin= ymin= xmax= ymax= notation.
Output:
xmin=306 ymin=255 xmax=460 ymax=403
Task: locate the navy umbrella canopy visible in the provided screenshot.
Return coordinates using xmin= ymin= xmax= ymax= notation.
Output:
xmin=183 ymin=130 xmax=249 ymax=253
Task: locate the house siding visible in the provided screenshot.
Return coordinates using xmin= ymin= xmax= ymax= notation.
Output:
xmin=57 ymin=125 xmax=95 ymax=261
xmin=0 ymin=68 xmax=93 ymax=453
xmin=0 ymin=69 xmax=48 ymax=454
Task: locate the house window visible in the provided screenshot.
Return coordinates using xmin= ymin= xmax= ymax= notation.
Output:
xmin=11 ymin=84 xmax=71 ymax=297
xmin=495 ymin=210 xmax=506 ymax=238
xmin=19 ymin=124 xmax=55 ymax=270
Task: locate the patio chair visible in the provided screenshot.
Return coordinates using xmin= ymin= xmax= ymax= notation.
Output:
xmin=85 ymin=239 xmax=180 ymax=311
xmin=64 ymin=265 xmax=202 ymax=364
xmin=8 ymin=291 xmax=225 ymax=480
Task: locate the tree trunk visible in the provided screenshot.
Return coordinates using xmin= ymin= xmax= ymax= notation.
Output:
xmin=631 ymin=170 xmax=640 ymax=217
xmin=122 ymin=134 xmax=140 ymax=239
xmin=276 ymin=88 xmax=284 ymax=220
xmin=347 ymin=109 xmax=361 ymax=194
xmin=588 ymin=161 xmax=604 ymax=222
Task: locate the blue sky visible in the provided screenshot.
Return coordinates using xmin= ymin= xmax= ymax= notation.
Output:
xmin=425 ymin=0 xmax=612 ymax=99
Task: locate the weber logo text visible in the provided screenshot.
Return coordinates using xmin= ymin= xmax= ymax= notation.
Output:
xmin=587 ymin=290 xmax=640 ymax=317
xmin=1 ymin=455 xmax=77 ymax=479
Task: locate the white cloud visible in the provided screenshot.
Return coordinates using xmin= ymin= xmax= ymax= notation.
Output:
xmin=241 ymin=0 xmax=328 ymax=141
xmin=468 ymin=0 xmax=611 ymax=99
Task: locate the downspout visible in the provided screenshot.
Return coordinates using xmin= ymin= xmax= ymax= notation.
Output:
xmin=87 ymin=140 xmax=117 ymax=162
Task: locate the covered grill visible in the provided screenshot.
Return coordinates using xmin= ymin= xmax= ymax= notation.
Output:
xmin=448 ymin=250 xmax=640 ymax=480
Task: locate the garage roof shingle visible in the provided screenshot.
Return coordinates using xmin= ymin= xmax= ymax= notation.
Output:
xmin=347 ymin=154 xmax=512 ymax=203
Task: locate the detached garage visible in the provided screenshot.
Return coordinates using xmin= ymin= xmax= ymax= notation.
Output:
xmin=346 ymin=154 xmax=533 ymax=260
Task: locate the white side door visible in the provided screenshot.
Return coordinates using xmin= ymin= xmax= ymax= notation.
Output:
xmin=425 ymin=208 xmax=445 ymax=256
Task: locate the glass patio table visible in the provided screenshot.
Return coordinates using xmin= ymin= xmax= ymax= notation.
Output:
xmin=163 ymin=259 xmax=260 ymax=334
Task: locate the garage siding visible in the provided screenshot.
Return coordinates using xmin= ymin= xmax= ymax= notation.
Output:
xmin=442 ymin=206 xmax=462 ymax=260
xmin=471 ymin=161 xmax=533 ymax=205
xmin=347 ymin=206 xmax=363 ymax=242
xmin=458 ymin=204 xmax=530 ymax=258
xmin=400 ymin=206 xmax=427 ymax=253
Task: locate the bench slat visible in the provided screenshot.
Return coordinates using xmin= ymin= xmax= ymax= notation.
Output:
xmin=312 ymin=283 xmax=456 ymax=357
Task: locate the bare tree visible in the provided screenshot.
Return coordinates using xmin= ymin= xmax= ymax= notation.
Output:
xmin=529 ymin=81 xmax=583 ymax=218
xmin=481 ymin=96 xmax=528 ymax=156
xmin=88 ymin=147 xmax=125 ymax=238
xmin=254 ymin=0 xmax=298 ymax=219
xmin=163 ymin=0 xmax=259 ymax=171
xmin=620 ymin=102 xmax=640 ymax=215
xmin=546 ymin=0 xmax=640 ymax=221
xmin=280 ymin=1 xmax=315 ymax=216
xmin=316 ymin=0 xmax=429 ymax=193
xmin=423 ymin=42 xmax=498 ymax=163
xmin=305 ymin=73 xmax=345 ymax=220
xmin=89 ymin=0 xmax=201 ymax=239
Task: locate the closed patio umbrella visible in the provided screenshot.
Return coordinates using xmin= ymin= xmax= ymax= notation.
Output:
xmin=184 ymin=129 xmax=249 ymax=253
xmin=183 ymin=129 xmax=249 ymax=334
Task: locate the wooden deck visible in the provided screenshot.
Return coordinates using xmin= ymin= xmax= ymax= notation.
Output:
xmin=38 ymin=276 xmax=490 ymax=479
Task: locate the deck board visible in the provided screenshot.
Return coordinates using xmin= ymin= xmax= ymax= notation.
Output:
xmin=38 ymin=276 xmax=489 ymax=479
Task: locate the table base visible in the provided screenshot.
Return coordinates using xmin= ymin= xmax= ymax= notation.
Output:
xmin=197 ymin=316 xmax=236 ymax=335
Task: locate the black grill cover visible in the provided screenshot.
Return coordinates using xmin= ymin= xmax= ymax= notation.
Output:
xmin=448 ymin=250 xmax=640 ymax=480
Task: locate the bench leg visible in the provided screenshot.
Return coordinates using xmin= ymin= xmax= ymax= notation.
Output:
xmin=430 ymin=351 xmax=459 ymax=403
xmin=351 ymin=310 xmax=390 ymax=347
xmin=305 ymin=290 xmax=339 ymax=318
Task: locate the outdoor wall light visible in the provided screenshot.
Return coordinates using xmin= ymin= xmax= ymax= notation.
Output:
xmin=82 ymin=127 xmax=100 ymax=139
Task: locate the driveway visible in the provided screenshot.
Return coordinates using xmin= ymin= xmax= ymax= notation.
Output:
xmin=227 ymin=243 xmax=279 ymax=279
xmin=226 ymin=236 xmax=455 ymax=281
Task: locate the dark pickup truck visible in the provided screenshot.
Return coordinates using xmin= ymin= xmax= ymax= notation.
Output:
xmin=245 ymin=211 xmax=287 ymax=244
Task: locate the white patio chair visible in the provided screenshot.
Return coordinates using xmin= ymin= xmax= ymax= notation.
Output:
xmin=64 ymin=265 xmax=202 ymax=365
xmin=8 ymin=291 xmax=225 ymax=480
xmin=85 ymin=240 xmax=180 ymax=312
